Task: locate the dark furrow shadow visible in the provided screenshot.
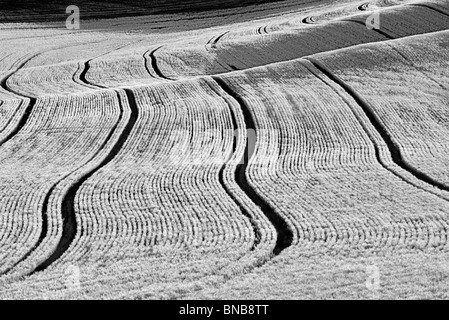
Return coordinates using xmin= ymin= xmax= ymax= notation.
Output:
xmin=358 ymin=2 xmax=370 ymax=11
xmin=0 ymin=50 xmax=79 ymax=275
xmin=302 ymin=16 xmax=317 ymax=24
xmin=206 ymin=36 xmax=214 ymax=51
xmin=219 ymin=92 xmax=261 ymax=251
xmin=218 ymin=167 xmax=261 ymax=250
xmin=149 ymin=46 xmax=176 ymax=81
xmin=23 ymin=53 xmax=133 ymax=274
xmin=409 ymin=3 xmax=449 ymax=18
xmin=78 ymin=60 xmax=106 ymax=88
xmin=143 ymin=48 xmax=158 ymax=79
xmin=341 ymin=19 xmax=395 ymax=39
xmin=303 ymin=57 xmax=449 ymax=196
xmin=0 ymin=55 xmax=40 ymax=147
xmin=78 ymin=59 xmax=108 ymax=89
xmin=212 ymin=31 xmax=230 ymax=49
xmin=211 ymin=76 xmax=293 ymax=256
xmin=0 ymin=98 xmax=35 ymax=146
xmin=32 ymin=88 xmax=139 ymax=273
xmin=77 ymin=40 xmax=146 ymax=89
xmin=0 ymin=73 xmax=53 ymax=275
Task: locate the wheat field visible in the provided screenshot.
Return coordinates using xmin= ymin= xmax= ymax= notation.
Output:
xmin=0 ymin=0 xmax=448 ymax=299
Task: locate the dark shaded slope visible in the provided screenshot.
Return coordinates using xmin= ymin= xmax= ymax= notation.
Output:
xmin=0 ymin=0 xmax=291 ymax=22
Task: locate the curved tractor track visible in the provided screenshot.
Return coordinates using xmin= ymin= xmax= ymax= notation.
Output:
xmin=147 ymin=46 xmax=177 ymax=81
xmin=29 ymin=45 xmax=144 ymax=273
xmin=32 ymin=89 xmax=138 ymax=273
xmin=302 ymin=16 xmax=318 ymax=24
xmin=212 ymin=76 xmax=294 ymax=256
xmin=303 ymin=57 xmax=449 ymax=198
xmin=1 ymin=0 xmax=449 ymax=299
xmin=0 ymin=54 xmax=39 ymax=146
xmin=1 ymin=43 xmax=142 ymax=275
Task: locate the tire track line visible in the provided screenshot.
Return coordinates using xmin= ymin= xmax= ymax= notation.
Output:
xmin=143 ymin=47 xmax=160 ymax=79
xmin=32 ymin=89 xmax=139 ymax=273
xmin=211 ymin=31 xmax=230 ymax=50
xmin=204 ymin=34 xmax=236 ymax=72
xmin=302 ymin=16 xmax=318 ymax=24
xmin=75 ymin=40 xmax=145 ymax=88
xmin=358 ymin=2 xmax=371 ymax=11
xmin=0 ymin=99 xmax=33 ymax=146
xmin=204 ymin=80 xmax=262 ymax=251
xmin=28 ymin=48 xmax=141 ymax=272
xmin=211 ymin=75 xmax=293 ymax=256
xmin=4 ymin=44 xmax=139 ymax=274
xmin=302 ymin=57 xmax=449 ymax=199
xmin=0 ymin=53 xmax=39 ymax=146
xmin=409 ymin=3 xmax=449 ymax=18
xmin=0 ymin=45 xmax=116 ymax=275
xmin=78 ymin=60 xmax=106 ymax=88
xmin=0 ymin=40 xmax=110 ymax=147
xmin=0 ymin=91 xmax=131 ymax=276
xmin=147 ymin=46 xmax=176 ymax=81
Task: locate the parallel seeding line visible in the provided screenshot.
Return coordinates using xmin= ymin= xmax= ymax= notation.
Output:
xmin=302 ymin=57 xmax=449 ymax=197
xmin=211 ymin=76 xmax=293 ymax=256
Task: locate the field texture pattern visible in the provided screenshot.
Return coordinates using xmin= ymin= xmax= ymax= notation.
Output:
xmin=0 ymin=0 xmax=449 ymax=299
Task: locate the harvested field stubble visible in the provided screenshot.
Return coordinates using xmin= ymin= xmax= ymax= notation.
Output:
xmin=311 ymin=31 xmax=449 ymax=187
xmin=0 ymin=79 xmax=276 ymax=298
xmin=199 ymin=38 xmax=449 ymax=298
xmin=0 ymin=91 xmax=123 ymax=278
xmin=154 ymin=3 xmax=449 ymax=80
xmin=0 ymin=0 xmax=448 ymax=300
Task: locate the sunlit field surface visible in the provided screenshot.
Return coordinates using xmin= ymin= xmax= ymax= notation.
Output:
xmin=0 ymin=0 xmax=449 ymax=299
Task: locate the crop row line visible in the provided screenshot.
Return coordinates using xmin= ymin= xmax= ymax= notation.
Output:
xmin=31 ymin=89 xmax=138 ymax=273
xmin=0 ymin=54 xmax=39 ymax=146
xmin=302 ymin=57 xmax=449 ymax=199
xmin=147 ymin=46 xmax=175 ymax=81
xmin=28 ymin=52 xmax=140 ymax=272
xmin=211 ymin=76 xmax=293 ymax=256
xmin=410 ymin=3 xmax=449 ymax=18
